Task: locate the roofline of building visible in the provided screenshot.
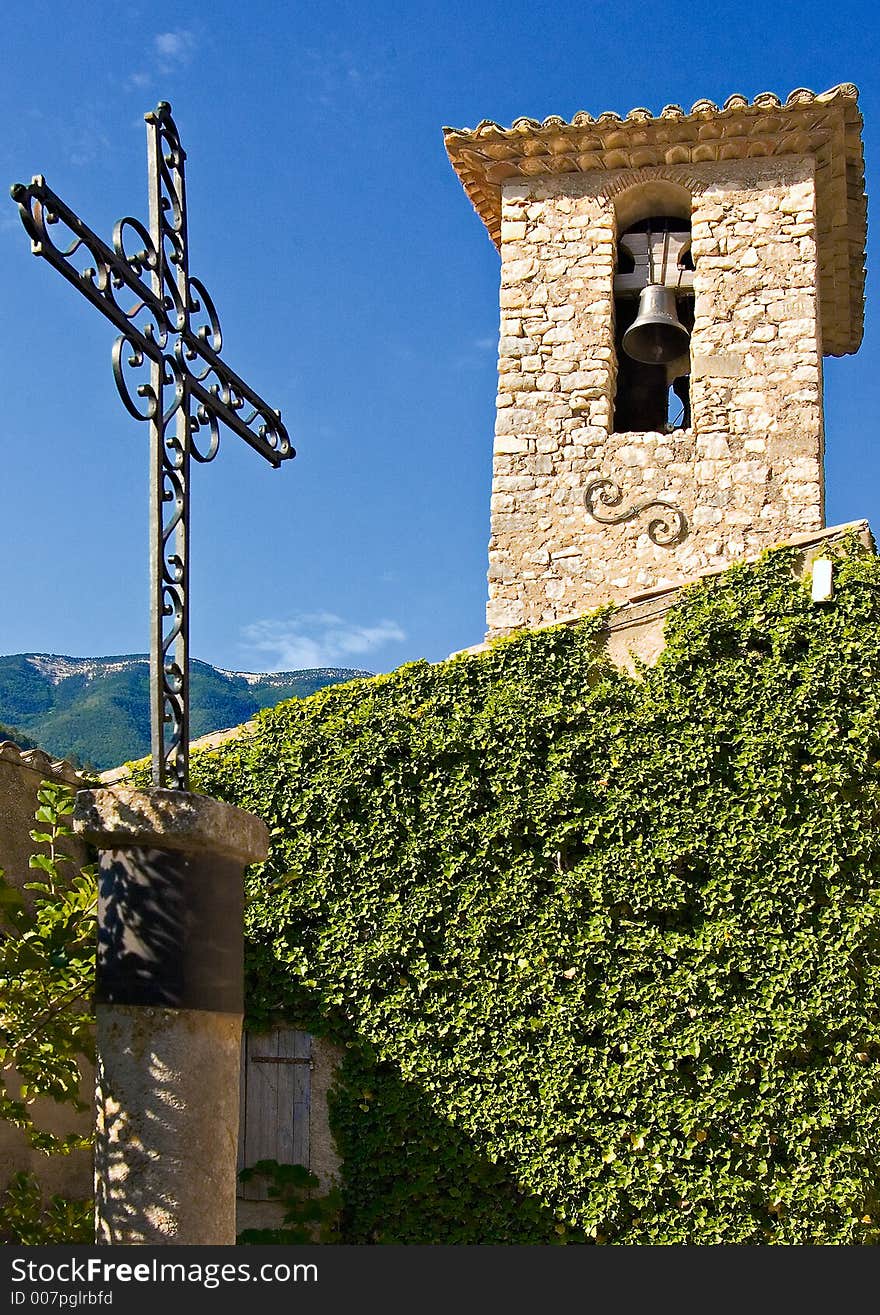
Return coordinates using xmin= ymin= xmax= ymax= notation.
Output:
xmin=444 ymin=84 xmax=866 ymax=356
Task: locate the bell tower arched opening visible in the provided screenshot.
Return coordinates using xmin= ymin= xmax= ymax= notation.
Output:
xmin=612 ymin=190 xmax=695 ymax=434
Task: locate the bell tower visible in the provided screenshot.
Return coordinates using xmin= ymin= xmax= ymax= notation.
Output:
xmin=444 ymin=85 xmax=866 ymax=636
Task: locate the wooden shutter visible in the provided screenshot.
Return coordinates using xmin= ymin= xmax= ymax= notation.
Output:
xmin=237 ymin=1027 xmax=312 ymax=1201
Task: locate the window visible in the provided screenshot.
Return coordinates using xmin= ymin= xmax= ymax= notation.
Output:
xmin=238 ymin=1026 xmax=312 ymax=1200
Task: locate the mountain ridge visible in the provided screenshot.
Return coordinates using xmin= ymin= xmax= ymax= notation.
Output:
xmin=0 ymin=653 xmax=373 ymax=771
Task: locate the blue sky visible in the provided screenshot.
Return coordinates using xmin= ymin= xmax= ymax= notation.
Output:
xmin=1 ymin=0 xmax=878 ymax=675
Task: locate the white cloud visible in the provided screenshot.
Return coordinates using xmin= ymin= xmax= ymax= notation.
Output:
xmin=155 ymin=31 xmax=197 ymax=69
xmin=449 ymin=333 xmax=499 ymax=371
xmin=68 ymin=127 xmax=112 ymax=168
xmin=240 ymin=612 xmax=406 ymax=672
xmin=302 ymin=48 xmax=369 ymax=105
xmin=126 ymin=30 xmax=197 ymax=87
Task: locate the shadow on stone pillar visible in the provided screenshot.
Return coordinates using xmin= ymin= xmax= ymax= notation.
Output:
xmin=73 ymin=786 xmax=269 ymax=1246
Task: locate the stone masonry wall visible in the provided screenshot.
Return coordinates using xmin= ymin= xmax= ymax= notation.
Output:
xmin=487 ymin=157 xmax=823 ymax=635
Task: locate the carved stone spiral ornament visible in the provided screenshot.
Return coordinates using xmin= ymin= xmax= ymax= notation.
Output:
xmin=584 ymin=477 xmax=688 ymax=547
xmin=12 ymin=102 xmax=296 ymax=789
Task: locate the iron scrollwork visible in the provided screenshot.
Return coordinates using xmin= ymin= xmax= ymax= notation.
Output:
xmin=584 ymin=476 xmax=687 ymax=547
xmin=12 ymin=102 xmax=296 ymax=790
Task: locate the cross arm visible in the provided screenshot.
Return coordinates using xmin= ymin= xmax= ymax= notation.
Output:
xmin=11 ymin=175 xmax=295 ymax=468
xmin=10 ymin=176 xmax=168 ymax=367
xmin=178 ymin=317 xmax=296 ymax=467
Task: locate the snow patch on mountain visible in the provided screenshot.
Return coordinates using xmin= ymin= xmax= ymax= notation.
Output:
xmin=214 ymin=666 xmax=373 ymax=685
xmin=26 ymin=654 xmax=146 ymax=684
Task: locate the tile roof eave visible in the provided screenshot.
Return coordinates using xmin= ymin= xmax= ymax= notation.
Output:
xmin=444 ymin=84 xmax=866 ymax=357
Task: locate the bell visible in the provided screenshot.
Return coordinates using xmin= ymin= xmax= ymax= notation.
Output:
xmin=622 ymin=284 xmax=691 ymax=365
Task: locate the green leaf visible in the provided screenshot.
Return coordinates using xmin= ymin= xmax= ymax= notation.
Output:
xmin=28 ymin=855 xmax=56 ymax=875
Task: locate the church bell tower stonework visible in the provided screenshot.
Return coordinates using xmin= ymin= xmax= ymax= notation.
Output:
xmin=444 ymin=85 xmax=866 ymax=636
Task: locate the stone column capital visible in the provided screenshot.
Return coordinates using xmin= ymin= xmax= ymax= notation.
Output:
xmin=73 ymin=785 xmax=269 ymax=866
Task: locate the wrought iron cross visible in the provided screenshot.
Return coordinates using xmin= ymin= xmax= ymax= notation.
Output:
xmin=11 ymin=102 xmax=295 ymax=791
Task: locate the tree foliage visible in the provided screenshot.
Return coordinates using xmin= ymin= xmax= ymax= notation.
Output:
xmin=131 ymin=540 xmax=880 ymax=1244
xmin=0 ymin=780 xmax=96 ymax=1242
xmin=236 ymin=1160 xmax=342 ymax=1244
xmin=0 ymin=655 xmax=373 ymax=771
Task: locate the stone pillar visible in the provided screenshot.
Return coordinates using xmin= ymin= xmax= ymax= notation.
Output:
xmin=73 ymin=786 xmax=269 ymax=1246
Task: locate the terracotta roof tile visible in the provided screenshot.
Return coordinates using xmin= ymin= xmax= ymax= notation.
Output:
xmin=444 ymin=84 xmax=866 ymax=356
xmin=0 ymin=740 xmax=85 ymax=785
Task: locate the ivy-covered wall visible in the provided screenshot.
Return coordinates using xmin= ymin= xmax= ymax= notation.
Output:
xmin=173 ymin=540 xmax=880 ymax=1243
